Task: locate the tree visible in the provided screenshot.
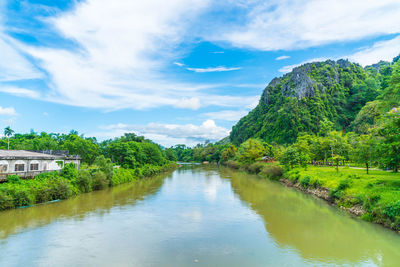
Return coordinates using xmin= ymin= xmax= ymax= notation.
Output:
xmin=327 ymin=131 xmax=348 ymax=172
xmin=379 ymin=108 xmax=400 ymax=172
xmin=293 ymin=139 xmax=311 ymax=170
xmin=238 ymin=139 xmax=266 ymax=165
xmin=4 ymin=126 xmax=14 ymax=150
xmin=351 ymin=134 xmax=378 ymax=174
xmin=221 ymin=144 xmax=237 ymax=162
xmin=280 ymin=145 xmax=299 ymax=169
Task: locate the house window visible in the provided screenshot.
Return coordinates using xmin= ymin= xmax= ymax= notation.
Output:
xmin=15 ymin=164 xmax=25 ymax=172
xmin=30 ymin=164 xmax=39 ymax=171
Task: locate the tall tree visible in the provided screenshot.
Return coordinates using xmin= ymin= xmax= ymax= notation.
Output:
xmin=4 ymin=126 xmax=14 ymax=150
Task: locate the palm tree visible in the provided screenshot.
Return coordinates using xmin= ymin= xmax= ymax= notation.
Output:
xmin=4 ymin=126 xmax=14 ymax=150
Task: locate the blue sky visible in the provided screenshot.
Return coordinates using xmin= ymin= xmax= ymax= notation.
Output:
xmin=1 ymin=0 xmax=400 ymax=146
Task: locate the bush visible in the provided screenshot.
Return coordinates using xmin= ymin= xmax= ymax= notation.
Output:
xmin=13 ymin=190 xmax=33 ymax=207
xmin=261 ymin=165 xmax=283 ymax=180
xmin=33 ymin=186 xmax=52 ymax=203
xmin=61 ymin=163 xmax=78 ymax=180
xmin=383 ymin=201 xmax=400 ymax=221
xmin=50 ymin=179 xmax=72 ymax=199
xmin=112 ymin=168 xmax=136 ymax=186
xmin=92 ymin=171 xmax=108 ymax=190
xmin=77 ymin=170 xmax=92 ymax=193
xmin=0 ymin=191 xmax=14 ymax=210
xmin=300 ymin=176 xmax=311 ymax=188
xmin=7 ymin=175 xmax=21 ymax=184
xmin=309 ymin=179 xmax=322 ymax=188
xmin=246 ymin=162 xmax=265 ymax=174
xmin=224 ymin=160 xmax=239 ymax=169
xmin=330 ymin=178 xmax=352 ymax=200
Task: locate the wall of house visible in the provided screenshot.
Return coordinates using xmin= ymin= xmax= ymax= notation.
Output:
xmin=0 ymin=159 xmax=64 ymax=174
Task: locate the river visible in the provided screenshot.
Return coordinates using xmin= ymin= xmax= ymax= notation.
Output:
xmin=0 ymin=165 xmax=399 ymax=266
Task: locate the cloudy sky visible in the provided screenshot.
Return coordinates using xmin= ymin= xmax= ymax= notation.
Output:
xmin=1 ymin=0 xmax=400 ymax=146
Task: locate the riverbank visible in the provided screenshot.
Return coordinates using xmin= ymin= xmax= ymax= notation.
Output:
xmin=0 ymin=162 xmax=177 ymax=211
xmin=222 ymin=161 xmax=400 ymax=233
xmin=283 ymin=166 xmax=400 ymax=232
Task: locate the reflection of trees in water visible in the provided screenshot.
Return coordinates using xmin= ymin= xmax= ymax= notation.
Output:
xmin=0 ymin=172 xmax=169 ymax=240
xmin=220 ymin=167 xmax=400 ymax=266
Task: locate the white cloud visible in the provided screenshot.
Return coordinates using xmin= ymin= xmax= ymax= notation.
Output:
xmin=0 ymin=35 xmax=42 ymax=82
xmin=214 ymin=0 xmax=400 ymax=51
xmin=97 ymin=119 xmax=230 ymax=147
xmin=212 ymin=51 xmax=224 ymax=54
xmin=173 ymin=62 xmax=185 ymax=67
xmin=15 ymin=0 xmax=250 ymax=111
xmin=278 ymin=35 xmax=400 ymax=74
xmin=279 ymin=57 xmax=327 ymax=73
xmin=186 ymin=66 xmax=241 ymax=73
xmin=0 ymin=106 xmax=17 ymax=116
xmin=348 ymin=35 xmax=400 ymax=66
xmin=276 ymin=55 xmax=290 ymax=60
xmin=203 ymin=110 xmax=248 ymax=121
xmin=0 ymin=86 xmax=41 ymax=98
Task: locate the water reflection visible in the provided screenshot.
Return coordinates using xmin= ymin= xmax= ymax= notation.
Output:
xmin=0 ymin=173 xmax=166 ymax=240
xmin=0 ymin=166 xmax=399 ymax=267
xmin=220 ymin=167 xmax=400 ymax=266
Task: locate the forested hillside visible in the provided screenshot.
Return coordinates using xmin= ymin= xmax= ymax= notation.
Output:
xmin=230 ymin=57 xmax=399 ymax=145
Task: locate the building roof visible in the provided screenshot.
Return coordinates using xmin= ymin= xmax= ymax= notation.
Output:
xmin=0 ymin=150 xmax=64 ymax=160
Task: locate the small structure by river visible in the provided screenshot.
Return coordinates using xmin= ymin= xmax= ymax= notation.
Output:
xmin=0 ymin=150 xmax=80 ymax=180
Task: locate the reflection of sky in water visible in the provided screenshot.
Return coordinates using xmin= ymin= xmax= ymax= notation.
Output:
xmin=0 ymin=167 xmax=399 ymax=266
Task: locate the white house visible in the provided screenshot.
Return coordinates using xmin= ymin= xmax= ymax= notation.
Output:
xmin=0 ymin=150 xmax=81 ymax=180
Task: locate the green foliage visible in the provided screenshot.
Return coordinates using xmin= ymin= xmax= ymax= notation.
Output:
xmin=7 ymin=175 xmax=21 ymax=184
xmin=0 ymin=191 xmax=14 ymax=210
xmin=245 ymin=162 xmax=265 ymax=174
xmin=61 ymin=163 xmax=78 ymax=180
xmin=378 ymin=108 xmax=400 ymax=172
xmin=300 ymin=176 xmax=311 ymax=188
xmin=260 ymin=164 xmax=283 ymax=180
xmin=77 ymin=170 xmax=92 ymax=193
xmin=92 ymin=171 xmax=108 ymax=190
xmin=230 ymin=59 xmax=396 ymax=145
xmin=238 ymin=139 xmax=266 ymax=165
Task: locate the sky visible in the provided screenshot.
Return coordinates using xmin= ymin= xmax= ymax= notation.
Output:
xmin=0 ymin=0 xmax=400 ymax=147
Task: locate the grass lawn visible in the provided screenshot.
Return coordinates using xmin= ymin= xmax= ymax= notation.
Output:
xmin=284 ymin=165 xmax=400 ymax=230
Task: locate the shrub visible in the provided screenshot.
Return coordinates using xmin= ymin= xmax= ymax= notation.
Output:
xmin=51 ymin=179 xmax=72 ymax=199
xmin=246 ymin=162 xmax=265 ymax=174
xmin=77 ymin=170 xmax=92 ymax=193
xmin=309 ymin=179 xmax=322 ymax=188
xmin=383 ymin=201 xmax=400 ymax=221
xmin=330 ymin=178 xmax=352 ymax=200
xmin=61 ymin=163 xmax=78 ymax=180
xmin=0 ymin=191 xmax=14 ymax=210
xmin=92 ymin=171 xmax=108 ymax=190
xmin=33 ymin=186 xmax=52 ymax=203
xmin=112 ymin=168 xmax=136 ymax=186
xmin=224 ymin=160 xmax=239 ymax=169
xmin=13 ymin=190 xmax=33 ymax=207
xmin=7 ymin=175 xmax=21 ymax=184
xmin=300 ymin=176 xmax=311 ymax=188
xmin=261 ymin=165 xmax=283 ymax=180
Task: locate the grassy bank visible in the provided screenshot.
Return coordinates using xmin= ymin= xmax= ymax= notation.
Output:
xmin=222 ymin=160 xmax=400 ymax=232
xmin=284 ymin=166 xmax=400 ymax=231
xmin=0 ymin=162 xmax=177 ymax=211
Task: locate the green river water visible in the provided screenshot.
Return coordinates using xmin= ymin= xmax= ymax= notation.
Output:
xmin=0 ymin=165 xmax=399 ymax=266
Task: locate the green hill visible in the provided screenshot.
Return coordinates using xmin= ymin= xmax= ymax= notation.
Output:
xmin=230 ymin=58 xmax=398 ymax=145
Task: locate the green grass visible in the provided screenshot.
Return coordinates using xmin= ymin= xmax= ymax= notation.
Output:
xmin=284 ymin=166 xmax=400 ymax=231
